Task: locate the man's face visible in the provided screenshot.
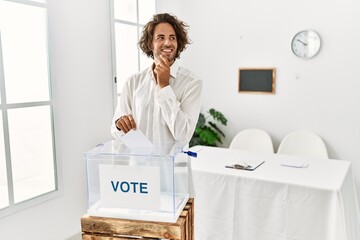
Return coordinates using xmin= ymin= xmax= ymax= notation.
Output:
xmin=151 ymin=23 xmax=178 ymax=64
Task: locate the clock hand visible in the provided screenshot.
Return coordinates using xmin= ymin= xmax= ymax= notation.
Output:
xmin=297 ymin=39 xmax=308 ymax=46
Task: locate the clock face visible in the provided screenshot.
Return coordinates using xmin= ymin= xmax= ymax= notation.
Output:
xmin=291 ymin=30 xmax=321 ymax=59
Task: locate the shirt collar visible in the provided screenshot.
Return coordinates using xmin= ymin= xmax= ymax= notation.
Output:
xmin=170 ymin=60 xmax=179 ymax=79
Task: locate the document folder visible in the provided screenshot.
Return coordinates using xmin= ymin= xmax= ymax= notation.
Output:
xmin=225 ymin=159 xmax=265 ymax=171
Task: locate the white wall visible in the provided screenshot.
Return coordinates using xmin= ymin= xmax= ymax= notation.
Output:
xmin=1 ymin=1 xmax=359 ymax=239
xmin=157 ymin=0 xmax=360 ymax=205
xmin=0 ymin=0 xmax=113 ymax=239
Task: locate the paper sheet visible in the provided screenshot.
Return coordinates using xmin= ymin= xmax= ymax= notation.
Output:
xmin=281 ymin=159 xmax=309 ymax=168
xmin=120 ymin=129 xmax=155 ymax=153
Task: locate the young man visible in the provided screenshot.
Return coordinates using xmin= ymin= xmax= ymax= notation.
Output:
xmin=111 ymin=13 xmax=202 ymax=144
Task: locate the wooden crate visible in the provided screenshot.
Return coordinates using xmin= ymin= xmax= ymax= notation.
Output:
xmin=81 ymin=198 xmax=194 ymax=240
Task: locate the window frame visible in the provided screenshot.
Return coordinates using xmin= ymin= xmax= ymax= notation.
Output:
xmin=109 ymin=0 xmax=156 ymax=111
xmin=0 ymin=0 xmax=59 ymax=218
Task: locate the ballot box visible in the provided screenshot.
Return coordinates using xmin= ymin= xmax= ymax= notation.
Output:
xmin=84 ymin=140 xmax=190 ymax=223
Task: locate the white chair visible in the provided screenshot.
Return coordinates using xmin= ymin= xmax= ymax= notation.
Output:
xmin=277 ymin=131 xmax=329 ymax=159
xmin=229 ymin=128 xmax=274 ymax=154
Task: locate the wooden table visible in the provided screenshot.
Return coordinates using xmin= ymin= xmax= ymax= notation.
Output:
xmin=81 ymin=198 xmax=194 ymax=240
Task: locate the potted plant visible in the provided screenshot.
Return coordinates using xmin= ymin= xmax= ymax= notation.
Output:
xmin=189 ymin=108 xmax=227 ymax=147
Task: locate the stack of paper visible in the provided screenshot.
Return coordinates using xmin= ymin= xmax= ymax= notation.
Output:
xmin=281 ymin=159 xmax=309 ymax=168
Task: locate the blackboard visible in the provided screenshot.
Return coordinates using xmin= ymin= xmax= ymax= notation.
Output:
xmin=238 ymin=68 xmax=275 ymax=94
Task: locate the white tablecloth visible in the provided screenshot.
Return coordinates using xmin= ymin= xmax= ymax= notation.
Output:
xmin=190 ymin=146 xmax=360 ymax=240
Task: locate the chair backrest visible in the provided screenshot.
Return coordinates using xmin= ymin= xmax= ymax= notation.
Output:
xmin=229 ymin=128 xmax=274 ymax=154
xmin=277 ymin=131 xmax=329 ymax=159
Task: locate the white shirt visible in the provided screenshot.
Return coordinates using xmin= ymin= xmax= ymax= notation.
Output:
xmin=111 ymin=61 xmax=202 ymax=144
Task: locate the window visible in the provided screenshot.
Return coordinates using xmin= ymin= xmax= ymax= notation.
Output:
xmin=110 ymin=0 xmax=156 ymax=107
xmin=0 ymin=0 xmax=57 ymax=217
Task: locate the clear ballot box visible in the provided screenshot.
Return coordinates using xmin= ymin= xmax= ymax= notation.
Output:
xmin=84 ymin=140 xmax=190 ymax=223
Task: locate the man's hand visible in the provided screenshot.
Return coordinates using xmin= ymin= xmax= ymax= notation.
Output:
xmin=115 ymin=114 xmax=136 ymax=133
xmin=153 ymin=55 xmax=171 ymax=88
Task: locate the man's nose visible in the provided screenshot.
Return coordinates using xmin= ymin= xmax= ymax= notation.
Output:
xmin=164 ymin=38 xmax=171 ymax=46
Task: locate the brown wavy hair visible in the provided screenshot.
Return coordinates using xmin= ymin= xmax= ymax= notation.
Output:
xmin=139 ymin=13 xmax=191 ymax=59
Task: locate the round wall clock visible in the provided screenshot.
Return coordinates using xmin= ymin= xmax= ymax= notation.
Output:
xmin=291 ymin=30 xmax=321 ymax=59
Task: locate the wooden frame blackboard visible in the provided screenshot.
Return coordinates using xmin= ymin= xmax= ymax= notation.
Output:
xmin=238 ymin=68 xmax=275 ymax=94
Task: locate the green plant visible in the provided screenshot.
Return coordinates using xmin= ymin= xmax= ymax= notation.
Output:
xmin=189 ymin=108 xmax=227 ymax=147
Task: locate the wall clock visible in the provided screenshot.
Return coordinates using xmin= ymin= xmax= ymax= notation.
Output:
xmin=291 ymin=30 xmax=321 ymax=59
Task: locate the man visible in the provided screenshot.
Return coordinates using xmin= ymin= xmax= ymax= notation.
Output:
xmin=111 ymin=13 xmax=202 ymax=144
